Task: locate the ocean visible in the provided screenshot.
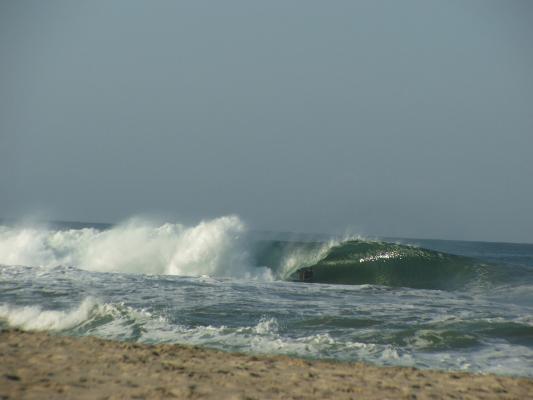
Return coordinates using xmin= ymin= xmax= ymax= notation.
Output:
xmin=1 ymin=216 xmax=532 ymax=377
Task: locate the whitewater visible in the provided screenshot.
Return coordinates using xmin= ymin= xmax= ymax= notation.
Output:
xmin=1 ymin=216 xmax=533 ymax=377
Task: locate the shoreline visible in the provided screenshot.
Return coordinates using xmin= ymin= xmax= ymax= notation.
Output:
xmin=1 ymin=329 xmax=532 ymax=399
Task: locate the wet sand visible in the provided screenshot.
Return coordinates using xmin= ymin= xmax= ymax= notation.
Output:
xmin=1 ymin=329 xmax=532 ymax=399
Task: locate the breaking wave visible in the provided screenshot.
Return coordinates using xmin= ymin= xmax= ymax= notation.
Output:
xmin=0 ymin=216 xmax=521 ymax=289
xmin=0 ymin=298 xmax=98 ymax=331
xmin=290 ymin=240 xmax=507 ymax=290
xmin=0 ymin=216 xmax=271 ymax=280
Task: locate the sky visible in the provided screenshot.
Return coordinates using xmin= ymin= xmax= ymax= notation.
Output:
xmin=1 ymin=0 xmax=532 ymax=242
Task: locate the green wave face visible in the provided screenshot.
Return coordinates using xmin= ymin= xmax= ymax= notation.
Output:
xmin=287 ymin=240 xmax=494 ymax=290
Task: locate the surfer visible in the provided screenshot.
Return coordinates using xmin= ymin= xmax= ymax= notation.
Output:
xmin=297 ymin=267 xmax=313 ymax=281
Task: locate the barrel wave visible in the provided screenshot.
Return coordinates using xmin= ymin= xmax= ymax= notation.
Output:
xmin=0 ymin=218 xmax=519 ymax=290
xmin=252 ymin=239 xmax=505 ymax=290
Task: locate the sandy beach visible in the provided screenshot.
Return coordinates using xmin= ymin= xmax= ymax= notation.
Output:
xmin=1 ymin=329 xmax=531 ymax=399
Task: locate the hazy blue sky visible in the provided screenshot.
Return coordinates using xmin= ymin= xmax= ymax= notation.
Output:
xmin=1 ymin=0 xmax=532 ymax=242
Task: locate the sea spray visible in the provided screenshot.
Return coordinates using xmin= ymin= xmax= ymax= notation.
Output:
xmin=0 ymin=216 xmax=271 ymax=279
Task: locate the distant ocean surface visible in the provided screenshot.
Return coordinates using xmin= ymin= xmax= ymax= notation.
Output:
xmin=1 ymin=216 xmax=532 ymax=377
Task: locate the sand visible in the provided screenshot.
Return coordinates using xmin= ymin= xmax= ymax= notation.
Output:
xmin=1 ymin=329 xmax=532 ymax=399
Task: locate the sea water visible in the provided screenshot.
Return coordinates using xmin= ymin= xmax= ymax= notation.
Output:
xmin=1 ymin=216 xmax=532 ymax=377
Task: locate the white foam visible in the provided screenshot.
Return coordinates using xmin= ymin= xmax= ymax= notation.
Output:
xmin=0 ymin=216 xmax=271 ymax=279
xmin=3 ymin=297 xmax=530 ymax=376
xmin=0 ymin=298 xmax=98 ymax=331
xmin=136 ymin=317 xmax=398 ymax=363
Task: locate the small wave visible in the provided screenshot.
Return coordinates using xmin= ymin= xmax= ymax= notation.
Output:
xmin=0 ymin=298 xmax=172 ymax=341
xmin=136 ymin=316 xmax=397 ymax=362
xmin=0 ymin=298 xmax=98 ymax=331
